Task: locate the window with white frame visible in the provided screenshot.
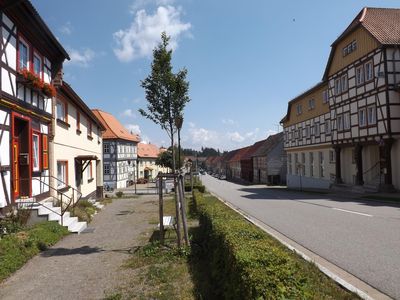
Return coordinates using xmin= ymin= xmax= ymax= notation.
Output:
xmin=325 ymin=120 xmax=331 ymax=135
xmin=104 ymin=164 xmax=110 ymax=175
xmin=322 ymin=90 xmax=329 ymax=103
xmin=341 ymin=74 xmax=348 ymax=92
xmin=18 ymin=39 xmax=29 ymax=70
xmin=337 ymin=114 xmax=344 ymax=131
xmin=356 ymin=65 xmax=364 ymax=85
xmin=32 ymin=133 xmax=40 ymax=172
xmin=104 ymin=143 xmax=110 ymax=154
xmin=319 ymin=152 xmax=324 ymax=178
xmin=359 ymin=108 xmax=367 ymax=127
xmin=364 ymin=60 xmax=374 ymax=81
xmin=33 ymin=53 xmax=42 ymax=76
xmin=367 ymin=105 xmax=376 ymax=125
xmin=305 ymin=126 xmax=310 ymax=138
xmin=298 ymin=127 xmax=302 ymax=139
xmin=315 ymin=123 xmax=320 ymax=136
xmin=57 ymin=161 xmax=67 ymax=188
xmin=56 ymin=100 xmax=67 ymax=122
xmin=329 ymin=150 xmax=335 ymax=163
xmin=335 ymin=78 xmax=341 ymax=95
xmin=344 ymin=112 xmax=350 ymax=130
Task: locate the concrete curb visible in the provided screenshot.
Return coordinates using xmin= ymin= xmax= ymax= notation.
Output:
xmin=208 ymin=191 xmax=392 ymax=300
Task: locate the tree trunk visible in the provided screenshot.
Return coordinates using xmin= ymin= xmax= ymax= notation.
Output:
xmin=170 ymin=128 xmax=181 ymax=247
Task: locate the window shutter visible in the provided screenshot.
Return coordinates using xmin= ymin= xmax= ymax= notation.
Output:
xmin=42 ymin=134 xmax=49 ymax=170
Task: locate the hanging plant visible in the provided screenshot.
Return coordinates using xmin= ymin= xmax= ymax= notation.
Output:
xmin=42 ymin=83 xmax=56 ymax=98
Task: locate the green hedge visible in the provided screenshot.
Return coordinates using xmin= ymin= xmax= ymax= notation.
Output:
xmin=193 ymin=191 xmax=356 ymax=299
xmin=0 ymin=222 xmax=68 ymax=282
xmin=184 ymin=184 xmax=205 ymax=193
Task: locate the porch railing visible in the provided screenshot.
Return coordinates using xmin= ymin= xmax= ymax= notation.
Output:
xmin=13 ymin=176 xmax=83 ymax=226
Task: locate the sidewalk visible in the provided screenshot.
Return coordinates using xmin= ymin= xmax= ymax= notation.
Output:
xmin=0 ymin=195 xmax=159 ymax=300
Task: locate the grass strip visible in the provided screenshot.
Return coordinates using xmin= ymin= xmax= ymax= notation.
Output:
xmin=0 ymin=221 xmax=68 ymax=282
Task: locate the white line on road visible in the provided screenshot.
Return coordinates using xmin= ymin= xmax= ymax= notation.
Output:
xmin=332 ymin=208 xmax=373 ymax=217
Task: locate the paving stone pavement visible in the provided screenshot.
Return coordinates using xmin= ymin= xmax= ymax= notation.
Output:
xmin=0 ymin=195 xmax=159 ymax=300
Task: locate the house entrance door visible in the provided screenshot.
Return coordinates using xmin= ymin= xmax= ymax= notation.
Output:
xmin=12 ymin=113 xmax=31 ymax=201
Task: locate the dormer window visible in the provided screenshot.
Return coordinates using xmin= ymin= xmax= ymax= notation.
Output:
xmin=308 ymin=99 xmax=315 ymax=110
xmin=296 ymin=104 xmax=302 ymax=115
xmin=342 ymin=40 xmax=357 ymax=57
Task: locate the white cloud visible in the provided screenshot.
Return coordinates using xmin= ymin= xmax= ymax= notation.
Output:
xmin=121 ymin=109 xmax=136 ymax=118
xmin=65 ymin=48 xmax=96 ymax=67
xmin=266 ymin=129 xmax=278 ymax=136
xmin=113 ymin=5 xmax=191 ymax=62
xmin=125 ymin=123 xmax=142 ymax=135
xmin=188 ymin=127 xmax=219 ymax=146
xmin=131 ymin=0 xmax=175 ymax=12
xmin=60 ymin=22 xmax=73 ymax=35
xmin=228 ymin=131 xmax=245 ymax=143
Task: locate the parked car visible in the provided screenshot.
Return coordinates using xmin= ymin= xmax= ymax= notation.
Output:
xmin=218 ymin=174 xmax=226 ymax=180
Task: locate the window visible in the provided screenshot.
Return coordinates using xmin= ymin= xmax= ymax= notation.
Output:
xmin=367 ymin=105 xmax=376 ymax=125
xmin=294 ymin=153 xmax=299 ymax=175
xmin=305 ymin=126 xmax=310 ymax=138
xmin=341 ymin=74 xmax=348 ymax=92
xmin=104 ymin=164 xmax=110 ymax=175
xmin=352 ymin=149 xmax=356 ymax=164
xmin=104 ymin=143 xmax=110 ymax=154
xmin=308 ymin=99 xmax=315 ymax=110
xmin=342 ymin=40 xmax=357 ymax=57
xmin=298 ymin=127 xmax=302 ymax=139
xmin=322 ymin=90 xmax=329 ymax=103
xmin=319 ymin=152 xmax=324 ymax=178
xmin=359 ymin=108 xmax=367 ymax=127
xmin=329 ymin=150 xmax=335 ymax=163
xmin=76 ymin=111 xmax=81 ymax=131
xmin=33 ymin=53 xmax=42 ymax=77
xmin=86 ymin=162 xmax=93 ymax=180
xmin=337 ymin=114 xmax=344 ymax=131
xmin=296 ymin=104 xmax=302 ymax=115
xmin=88 ymin=122 xmax=92 ymax=138
xmin=309 ymin=152 xmax=314 ymax=177
xmin=325 ymin=121 xmax=331 ymax=135
xmin=42 ymin=135 xmax=49 ymax=170
xmin=32 ymin=133 xmax=40 ymax=172
xmin=365 ymin=61 xmax=374 ymax=81
xmin=301 ymin=153 xmax=305 ymax=176
xmin=56 ymin=100 xmax=67 ymax=122
xmin=335 ymin=78 xmax=341 ymax=95
xmin=315 ymin=123 xmax=320 ymax=136
xmin=57 ymin=161 xmax=68 ymax=188
xmin=344 ymin=112 xmax=350 ymax=130
xmin=18 ymin=39 xmax=29 ymax=70
xmin=356 ymin=65 xmax=364 ymax=85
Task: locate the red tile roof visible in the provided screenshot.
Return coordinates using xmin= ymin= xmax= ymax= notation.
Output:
xmin=228 ymin=146 xmax=251 ymax=163
xmin=92 ymin=109 xmax=140 ymax=142
xmin=138 ymin=143 xmax=162 ymax=158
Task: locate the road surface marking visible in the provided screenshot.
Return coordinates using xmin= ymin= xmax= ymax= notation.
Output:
xmin=332 ymin=208 xmax=373 ymax=217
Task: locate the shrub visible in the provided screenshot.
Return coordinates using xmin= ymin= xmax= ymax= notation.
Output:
xmin=116 ymin=191 xmax=124 ymax=198
xmin=193 ymin=191 xmax=356 ymax=299
xmin=0 ymin=222 xmax=68 ymax=282
xmin=70 ymin=200 xmax=97 ymax=223
xmin=184 ymin=184 xmax=205 ymax=193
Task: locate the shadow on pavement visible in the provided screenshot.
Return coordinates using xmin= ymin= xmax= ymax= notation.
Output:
xmin=237 ymin=187 xmax=400 ymax=209
xmin=41 ymin=246 xmax=104 ymax=257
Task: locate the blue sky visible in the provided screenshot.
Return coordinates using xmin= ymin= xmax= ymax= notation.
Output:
xmin=32 ymin=0 xmax=400 ymax=151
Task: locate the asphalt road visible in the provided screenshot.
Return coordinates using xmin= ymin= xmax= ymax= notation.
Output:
xmin=202 ymin=174 xmax=400 ymax=299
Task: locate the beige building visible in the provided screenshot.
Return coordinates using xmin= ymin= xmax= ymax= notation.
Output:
xmin=52 ymin=82 xmax=105 ymax=200
xmin=282 ymin=7 xmax=400 ymax=192
xmin=137 ymin=143 xmax=169 ymax=180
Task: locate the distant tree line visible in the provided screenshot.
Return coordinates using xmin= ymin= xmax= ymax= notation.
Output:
xmin=182 ymin=147 xmax=226 ymax=157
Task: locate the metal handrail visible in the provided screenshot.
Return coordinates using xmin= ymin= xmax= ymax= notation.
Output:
xmin=40 ymin=175 xmax=83 ymax=202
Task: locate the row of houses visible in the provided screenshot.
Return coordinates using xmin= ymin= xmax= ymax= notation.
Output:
xmin=281 ymin=7 xmax=400 ymax=192
xmin=204 ymin=132 xmax=287 ymax=185
xmin=0 ymin=1 xmax=168 ymax=227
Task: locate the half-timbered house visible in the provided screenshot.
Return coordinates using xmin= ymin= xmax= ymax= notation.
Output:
xmin=0 ymin=1 xmax=69 ymax=212
xmin=137 ymin=143 xmax=169 ymax=181
xmin=323 ymin=7 xmax=400 ymax=191
xmin=92 ymin=109 xmax=139 ymax=190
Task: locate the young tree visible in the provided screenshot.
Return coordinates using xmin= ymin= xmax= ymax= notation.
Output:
xmin=139 ymin=32 xmax=190 ymax=175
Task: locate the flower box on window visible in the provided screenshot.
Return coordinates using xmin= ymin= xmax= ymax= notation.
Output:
xmin=17 ymin=69 xmax=56 ymax=98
